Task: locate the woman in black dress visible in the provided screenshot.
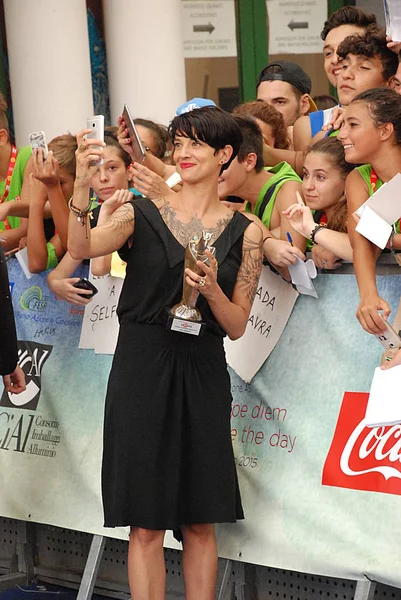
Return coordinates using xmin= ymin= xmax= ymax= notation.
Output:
xmin=68 ymin=107 xmax=263 ymax=600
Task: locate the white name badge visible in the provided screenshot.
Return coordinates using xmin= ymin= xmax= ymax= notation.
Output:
xmin=170 ymin=318 xmax=202 ymax=336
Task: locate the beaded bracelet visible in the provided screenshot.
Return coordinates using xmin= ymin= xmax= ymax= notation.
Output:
xmin=310 ymin=223 xmax=326 ymax=244
xmin=68 ymin=196 xmax=92 ymax=226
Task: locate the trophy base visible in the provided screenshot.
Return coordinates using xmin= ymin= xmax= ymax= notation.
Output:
xmin=166 ymin=314 xmax=205 ymax=337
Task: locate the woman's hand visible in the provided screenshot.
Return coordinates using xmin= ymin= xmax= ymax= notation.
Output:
xmin=131 ymin=163 xmax=171 ymax=199
xmin=98 ymin=189 xmax=133 ymax=224
xmin=0 ymin=202 xmax=11 ymax=223
xmin=356 ymin=294 xmax=391 ymax=335
xmin=48 ymin=276 xmax=93 ymax=306
xmin=117 ymin=116 xmax=135 ymax=161
xmin=264 ymin=237 xmax=305 ymax=267
xmin=75 ymin=129 xmax=105 ymax=186
xmin=185 ymin=250 xmax=219 ymax=299
xmin=32 ymin=149 xmax=60 ymax=187
xmin=311 ymin=245 xmax=342 ymax=270
xmin=321 ymin=106 xmax=345 ymax=132
xmin=282 ymin=202 xmax=315 ymax=238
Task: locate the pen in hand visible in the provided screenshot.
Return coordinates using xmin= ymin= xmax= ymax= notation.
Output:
xmin=286 ymin=232 xmax=294 ymax=246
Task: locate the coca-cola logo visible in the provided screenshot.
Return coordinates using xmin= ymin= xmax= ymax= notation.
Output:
xmin=322 ymin=392 xmax=401 ymax=495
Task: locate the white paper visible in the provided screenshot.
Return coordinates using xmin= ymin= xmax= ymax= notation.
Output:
xmin=365 ymin=365 xmax=401 ymax=427
xmin=224 ymin=265 xmax=298 ymax=382
xmin=288 ymin=257 xmax=318 ymax=297
xmin=15 ymin=247 xmax=34 ymax=280
xmin=355 ymin=173 xmax=401 ymax=224
xmin=79 ymin=266 xmax=123 ymax=354
xmin=356 ymin=205 xmax=392 ymax=250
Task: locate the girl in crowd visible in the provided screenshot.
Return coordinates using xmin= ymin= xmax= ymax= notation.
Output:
xmin=233 ymin=100 xmax=290 ymax=149
xmin=47 ymin=130 xmax=133 ymax=302
xmin=67 ymin=106 xmax=262 ymax=600
xmin=134 ymin=118 xmax=168 ymax=161
xmin=339 ymin=87 xmax=401 ymax=334
xmin=283 ymin=137 xmax=353 ymax=268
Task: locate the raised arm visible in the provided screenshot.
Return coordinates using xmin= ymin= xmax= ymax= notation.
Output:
xmin=67 ymin=132 xmax=135 ymax=261
xmin=346 ymin=169 xmax=388 ymax=334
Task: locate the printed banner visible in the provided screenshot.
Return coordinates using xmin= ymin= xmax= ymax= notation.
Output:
xmin=2 ymin=257 xmax=401 ymax=588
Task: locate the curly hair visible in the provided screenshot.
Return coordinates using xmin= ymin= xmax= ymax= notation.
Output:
xmin=337 ymin=28 xmax=398 ymax=82
xmin=233 ymin=101 xmax=290 ymax=149
xmin=320 ymin=6 xmax=377 ymax=41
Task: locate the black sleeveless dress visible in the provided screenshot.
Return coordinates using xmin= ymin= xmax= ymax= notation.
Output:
xmin=102 ymin=198 xmax=250 ymax=531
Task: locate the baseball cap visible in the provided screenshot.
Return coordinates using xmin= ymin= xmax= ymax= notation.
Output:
xmin=176 ymin=97 xmax=217 ymax=116
xmin=257 ymin=60 xmax=317 ymax=112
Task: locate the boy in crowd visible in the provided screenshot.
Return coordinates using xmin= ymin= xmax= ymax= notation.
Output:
xmin=218 ymin=115 xmax=305 ymax=274
xmin=0 ymin=93 xmax=32 ymax=250
xmin=263 ymin=29 xmax=398 ymax=175
xmin=256 ymin=60 xmax=316 ymax=128
xmin=293 ymin=5 xmax=377 ymax=149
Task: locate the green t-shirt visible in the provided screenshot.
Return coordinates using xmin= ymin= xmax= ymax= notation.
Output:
xmin=244 ymin=161 xmax=301 ymax=229
xmin=356 ymin=164 xmax=400 ymax=234
xmin=0 ymin=145 xmax=32 ymax=231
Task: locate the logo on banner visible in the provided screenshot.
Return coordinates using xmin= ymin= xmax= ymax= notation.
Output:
xmin=20 ymin=286 xmax=48 ymax=311
xmin=322 ymin=391 xmax=401 ymax=495
xmin=0 ymin=341 xmax=53 ymax=411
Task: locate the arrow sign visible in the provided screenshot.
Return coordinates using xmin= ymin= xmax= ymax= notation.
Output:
xmin=288 ymin=20 xmax=309 ymax=31
xmin=193 ymin=22 xmax=215 ymax=34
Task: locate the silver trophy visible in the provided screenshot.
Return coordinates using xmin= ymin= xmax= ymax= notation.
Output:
xmin=170 ymin=232 xmax=215 ymax=322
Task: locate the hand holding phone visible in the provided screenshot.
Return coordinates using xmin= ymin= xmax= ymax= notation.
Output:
xmin=375 ymin=314 xmax=401 ymax=350
xmin=122 ymin=104 xmax=146 ymax=164
xmin=86 ymin=116 xmax=105 ymax=166
xmin=72 ymin=278 xmax=98 ymax=298
xmin=29 ymin=131 xmax=48 ymax=159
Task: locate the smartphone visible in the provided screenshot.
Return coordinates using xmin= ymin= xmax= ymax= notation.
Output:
xmin=29 ymin=131 xmax=48 ymax=159
xmin=375 ymin=315 xmax=401 ymax=350
xmin=86 ymin=115 xmax=104 ymax=166
xmin=72 ymin=278 xmax=98 ymax=299
xmin=122 ymin=104 xmax=146 ymax=163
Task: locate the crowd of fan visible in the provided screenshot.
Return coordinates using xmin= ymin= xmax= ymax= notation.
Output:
xmin=1 ymin=5 xmax=401 ymax=336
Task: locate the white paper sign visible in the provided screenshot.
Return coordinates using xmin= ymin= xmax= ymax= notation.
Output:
xmin=365 ymin=365 xmax=401 ymax=427
xmin=224 ymin=265 xmax=298 ymax=382
xmin=79 ymin=266 xmax=123 ymax=355
xmin=267 ymin=0 xmax=326 ymax=54
xmin=181 ymin=0 xmax=237 ymax=58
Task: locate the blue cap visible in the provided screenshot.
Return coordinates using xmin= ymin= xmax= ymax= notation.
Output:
xmin=176 ymin=97 xmax=216 ymax=116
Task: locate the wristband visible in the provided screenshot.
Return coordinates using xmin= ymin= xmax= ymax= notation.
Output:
xmin=68 ymin=196 xmax=92 ymax=226
xmin=310 ymin=223 xmax=326 ymax=244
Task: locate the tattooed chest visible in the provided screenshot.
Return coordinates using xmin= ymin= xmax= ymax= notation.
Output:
xmin=160 ymin=207 xmax=233 ymax=247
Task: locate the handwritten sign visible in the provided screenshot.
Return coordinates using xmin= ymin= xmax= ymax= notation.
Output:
xmin=79 ymin=263 xmax=123 ymax=354
xmin=224 ymin=265 xmax=298 ymax=382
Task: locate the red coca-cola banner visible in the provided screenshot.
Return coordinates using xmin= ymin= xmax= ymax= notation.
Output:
xmin=322 ymin=391 xmax=401 ymax=495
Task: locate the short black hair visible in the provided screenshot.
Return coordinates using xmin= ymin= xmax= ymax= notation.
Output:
xmin=320 ymin=6 xmax=377 ymax=41
xmin=232 ymin=114 xmax=264 ymax=173
xmin=337 ymin=28 xmax=398 ymax=82
xmin=168 ymin=106 xmax=242 ymax=171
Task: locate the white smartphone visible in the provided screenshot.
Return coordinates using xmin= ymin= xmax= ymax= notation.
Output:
xmin=86 ymin=115 xmax=104 ymax=166
xmin=122 ymin=104 xmax=146 ymax=163
xmin=29 ymin=131 xmax=48 ymax=159
xmin=375 ymin=315 xmax=401 ymax=350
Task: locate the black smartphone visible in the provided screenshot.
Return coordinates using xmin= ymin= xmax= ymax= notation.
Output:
xmin=122 ymin=104 xmax=146 ymax=163
xmin=72 ymin=278 xmax=98 ymax=298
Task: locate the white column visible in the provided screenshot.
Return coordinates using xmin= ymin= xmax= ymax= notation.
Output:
xmin=3 ymin=0 xmax=94 ymax=146
xmin=103 ymin=0 xmax=186 ymax=127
